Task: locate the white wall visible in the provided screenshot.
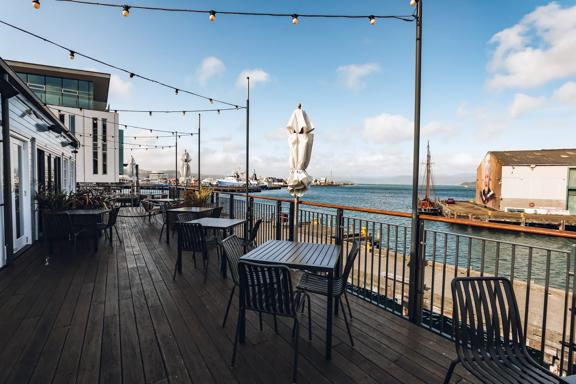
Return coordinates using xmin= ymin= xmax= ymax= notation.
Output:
xmin=501 ymin=165 xmax=568 ymax=207
xmin=50 ymin=106 xmax=119 ymax=184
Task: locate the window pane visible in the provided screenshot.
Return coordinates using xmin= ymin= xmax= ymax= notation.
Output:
xmin=569 ymin=169 xmax=576 ymax=188
xmin=45 ymin=76 xmax=62 ymax=105
xmin=69 ymin=115 xmax=76 ymax=135
xmin=92 ymin=118 xmax=98 ymax=174
xmin=102 ymin=119 xmax=107 ymax=175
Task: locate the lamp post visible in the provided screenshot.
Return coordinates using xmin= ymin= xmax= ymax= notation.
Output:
xmin=245 ymin=77 xmax=251 ymax=245
xmin=408 ymin=0 xmax=424 ymax=324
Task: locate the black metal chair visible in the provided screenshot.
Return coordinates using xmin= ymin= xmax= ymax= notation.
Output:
xmin=444 ymin=277 xmax=568 ymax=384
xmin=232 ymin=261 xmax=311 ymax=383
xmin=210 ymin=206 xmax=224 ymax=218
xmin=42 ymin=212 xmax=73 ymax=265
xmin=296 ymin=239 xmax=360 ymax=347
xmin=220 ymin=235 xmax=244 ymax=327
xmin=176 ymin=212 xmax=196 ymax=223
xmin=174 ymin=222 xmax=209 ymax=282
xmin=240 ymin=219 xmax=262 ymax=251
xmin=97 ymin=207 xmax=121 ymax=245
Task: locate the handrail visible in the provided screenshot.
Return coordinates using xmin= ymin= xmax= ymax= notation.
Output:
xmin=219 ymin=192 xmax=576 ymax=240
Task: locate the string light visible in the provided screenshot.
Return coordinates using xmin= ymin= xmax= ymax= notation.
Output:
xmin=175 ymin=88 xmax=179 ymax=95
xmin=69 ymin=50 xmax=75 ymax=60
xmin=32 ymin=0 xmax=41 ymax=9
xmin=0 ymin=19 xmax=244 ymax=108
xmin=112 ymin=107 xmax=240 ymax=114
xmin=122 ymin=5 xmax=130 ymax=16
xmin=55 ymin=1 xmax=416 ymax=23
xmin=209 ymin=10 xmax=216 ymax=22
xmin=291 ymin=14 xmax=299 ymax=25
xmin=369 ymin=16 xmax=376 ymax=25
xmin=129 ymin=72 xmax=134 ymax=78
xmin=410 ymin=0 xmax=418 ymax=7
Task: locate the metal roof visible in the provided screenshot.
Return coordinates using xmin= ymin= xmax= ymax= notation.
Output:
xmin=490 ymin=149 xmax=576 ymax=166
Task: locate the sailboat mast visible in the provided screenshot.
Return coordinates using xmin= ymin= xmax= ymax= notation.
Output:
xmin=425 ymin=141 xmax=431 ymax=200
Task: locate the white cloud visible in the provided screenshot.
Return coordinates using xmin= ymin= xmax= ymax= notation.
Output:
xmin=487 ymin=2 xmax=576 ymax=90
xmin=423 ymin=121 xmax=455 ymax=135
xmin=362 ymin=113 xmax=412 ymax=143
xmin=109 ymin=74 xmax=133 ymax=98
xmin=264 ymin=128 xmax=287 ymax=141
xmin=196 ymin=57 xmax=225 ymax=85
xmin=508 ymin=93 xmax=546 ymax=118
xmin=236 ymin=69 xmax=270 ymax=88
xmin=553 ymin=81 xmax=576 ymax=105
xmin=337 ymin=63 xmax=380 ymax=90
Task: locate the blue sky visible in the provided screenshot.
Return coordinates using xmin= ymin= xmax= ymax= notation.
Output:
xmin=2 ymin=0 xmax=575 ymax=182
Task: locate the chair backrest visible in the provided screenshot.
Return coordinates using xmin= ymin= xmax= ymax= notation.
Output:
xmin=341 ymin=240 xmax=360 ymax=284
xmin=220 ymin=235 xmax=245 ymax=285
xmin=248 ymin=219 xmax=263 ymax=244
xmin=210 ymin=206 xmax=223 ymax=218
xmin=178 ymin=222 xmax=207 ymax=253
xmin=108 ymin=207 xmax=120 ymax=226
xmin=176 ymin=212 xmax=196 ymax=223
xmin=451 ymin=277 xmax=527 ymax=363
xmin=43 ymin=212 xmax=72 ymax=240
xmin=141 ymin=200 xmax=152 ymax=212
xmin=238 ymin=261 xmax=297 ymax=317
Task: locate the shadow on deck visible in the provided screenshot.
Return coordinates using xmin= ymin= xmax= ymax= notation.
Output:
xmin=0 ymin=211 xmax=478 ymax=384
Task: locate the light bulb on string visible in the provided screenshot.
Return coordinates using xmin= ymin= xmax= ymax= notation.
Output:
xmin=369 ymin=16 xmax=376 ymax=25
xmin=148 ymin=111 xmax=152 ymax=116
xmin=291 ymin=15 xmax=299 ymax=25
xmin=410 ymin=0 xmax=417 ymax=7
xmin=209 ymin=98 xmax=214 ymax=104
xmin=217 ymin=109 xmax=221 ymax=114
xmin=129 ymin=73 xmax=134 ymax=79
xmin=69 ymin=51 xmax=75 ymax=60
xmin=122 ymin=5 xmax=130 ymax=17
xmin=182 ymin=111 xmax=186 ymax=116
xmin=209 ymin=10 xmax=216 ymax=22
xmin=32 ymin=0 xmax=40 ymax=9
xmin=175 ymin=89 xmax=179 ymax=95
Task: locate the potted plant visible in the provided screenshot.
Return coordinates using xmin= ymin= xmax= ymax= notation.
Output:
xmin=182 ymin=187 xmax=213 ymax=207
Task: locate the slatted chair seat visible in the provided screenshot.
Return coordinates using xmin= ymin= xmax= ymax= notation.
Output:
xmin=444 ymin=277 xmax=568 ymax=384
xmin=296 ymin=273 xmax=345 ymax=296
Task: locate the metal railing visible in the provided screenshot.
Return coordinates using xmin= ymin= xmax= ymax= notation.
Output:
xmin=214 ymin=191 xmax=576 ymax=375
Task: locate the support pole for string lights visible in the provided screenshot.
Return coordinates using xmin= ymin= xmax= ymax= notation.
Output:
xmin=198 ymin=113 xmax=201 ymax=192
xmin=174 ymin=132 xmax=178 ymax=196
xmin=408 ymin=0 xmax=424 ymax=324
xmin=245 ymin=77 xmax=251 ymax=244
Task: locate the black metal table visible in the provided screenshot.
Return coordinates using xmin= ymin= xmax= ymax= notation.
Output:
xmin=165 ymin=206 xmax=215 ymax=244
xmin=64 ymin=209 xmax=110 ymax=251
xmin=186 ymin=217 xmax=246 ymax=276
xmin=240 ymin=240 xmax=341 ymax=360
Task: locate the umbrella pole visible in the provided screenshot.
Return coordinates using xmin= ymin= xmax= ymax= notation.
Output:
xmin=294 ymin=196 xmax=299 ymax=242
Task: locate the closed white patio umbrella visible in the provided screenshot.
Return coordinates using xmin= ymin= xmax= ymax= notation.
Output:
xmin=180 ymin=149 xmax=192 ymax=185
xmin=287 ymin=103 xmax=314 ymax=240
xmin=128 ymin=156 xmax=136 ymax=180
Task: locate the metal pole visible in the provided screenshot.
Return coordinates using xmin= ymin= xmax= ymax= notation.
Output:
xmin=1 ymin=74 xmax=15 ymax=263
xmin=174 ymin=132 xmax=178 ymax=197
xmin=408 ymin=0 xmax=424 ymax=324
xmin=198 ymin=113 xmax=201 ymax=192
xmin=245 ymin=77 xmax=250 ymax=236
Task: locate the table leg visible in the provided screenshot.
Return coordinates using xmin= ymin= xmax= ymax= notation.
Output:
xmin=326 ymin=269 xmax=334 ymax=360
xmin=221 ymin=228 xmax=228 ymax=278
xmin=166 ymin=208 xmax=170 ymax=245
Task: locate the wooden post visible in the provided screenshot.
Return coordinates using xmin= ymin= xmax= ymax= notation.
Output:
xmin=288 ymin=201 xmax=295 ymax=241
xmin=275 ymin=201 xmax=282 ymax=240
xmin=229 ymin=195 xmax=235 ymax=219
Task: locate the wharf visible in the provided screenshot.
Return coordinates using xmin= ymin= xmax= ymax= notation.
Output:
xmin=439 ymin=201 xmax=576 ymax=231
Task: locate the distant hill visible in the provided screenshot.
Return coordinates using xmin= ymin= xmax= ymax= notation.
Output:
xmin=338 ymin=173 xmax=476 ymax=186
xmin=460 ymin=181 xmax=476 ymax=188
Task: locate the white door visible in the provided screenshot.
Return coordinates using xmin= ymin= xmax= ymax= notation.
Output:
xmin=11 ymin=139 xmax=31 ymax=251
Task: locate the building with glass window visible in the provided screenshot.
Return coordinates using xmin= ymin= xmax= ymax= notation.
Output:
xmin=0 ymin=56 xmax=79 ymax=269
xmin=7 ymin=60 xmax=121 ymax=184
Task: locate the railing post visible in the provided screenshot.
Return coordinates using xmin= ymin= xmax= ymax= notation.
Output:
xmin=408 ymin=219 xmax=426 ymax=324
xmin=567 ymin=245 xmax=576 ymax=375
xmin=288 ymin=201 xmax=295 ymax=241
xmin=248 ymin=197 xmax=254 ymax=231
xmin=275 ymin=201 xmax=282 ymax=240
xmin=229 ymin=194 xmax=235 ymax=219
xmin=335 ymin=208 xmax=344 ymax=276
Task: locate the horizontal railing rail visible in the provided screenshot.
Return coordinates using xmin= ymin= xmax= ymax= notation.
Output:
xmin=214 ymin=191 xmax=576 ymax=376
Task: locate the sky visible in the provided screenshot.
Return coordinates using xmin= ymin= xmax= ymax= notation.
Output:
xmin=2 ymin=0 xmax=575 ymax=183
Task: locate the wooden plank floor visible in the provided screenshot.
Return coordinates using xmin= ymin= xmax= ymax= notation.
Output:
xmin=0 ymin=209 xmax=478 ymax=384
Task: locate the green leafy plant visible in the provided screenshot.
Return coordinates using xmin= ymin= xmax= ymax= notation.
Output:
xmin=36 ymin=189 xmax=112 ymax=211
xmin=183 ymin=187 xmax=213 ymax=207
xmin=36 ymin=190 xmax=71 ymax=212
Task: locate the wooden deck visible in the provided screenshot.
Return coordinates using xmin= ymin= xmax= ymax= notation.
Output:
xmin=0 ymin=210 xmax=477 ymax=384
